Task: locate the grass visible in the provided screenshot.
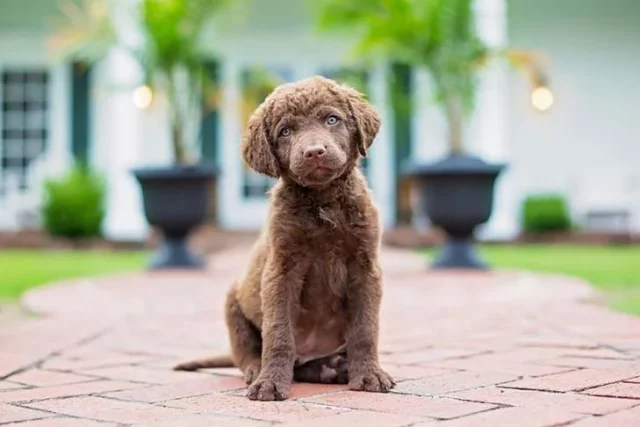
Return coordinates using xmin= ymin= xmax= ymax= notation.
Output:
xmin=423 ymin=244 xmax=640 ymax=316
xmin=0 ymin=250 xmax=148 ymax=300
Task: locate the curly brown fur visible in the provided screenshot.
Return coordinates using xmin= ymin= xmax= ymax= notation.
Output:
xmin=174 ymin=76 xmax=394 ymax=401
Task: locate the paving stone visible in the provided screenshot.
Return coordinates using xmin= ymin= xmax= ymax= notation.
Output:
xmin=381 ymin=348 xmax=488 ymax=365
xmin=131 ymin=414 xmax=272 ymax=427
xmin=279 ymin=410 xmax=425 ymax=427
xmin=0 ymin=380 xmax=140 ymax=403
xmin=570 ymin=405 xmax=640 ymax=427
xmin=77 ymin=365 xmax=207 ymax=385
xmin=14 ymin=418 xmax=118 ymax=427
xmin=0 ymin=381 xmax=28 ymax=391
xmin=168 ymin=394 xmax=343 ymax=423
xmin=383 ymin=364 xmax=457 ymax=382
xmin=42 ymin=352 xmax=157 ymax=371
xmin=536 ymin=356 xmax=640 ymax=371
xmin=288 ymin=383 xmax=350 ymax=399
xmin=104 ymin=376 xmax=247 ymax=402
xmin=581 ymin=381 xmax=640 ymax=399
xmin=8 ymin=369 xmax=99 ymax=387
xmin=501 ymin=369 xmax=640 ymax=392
xmin=432 ymin=357 xmax=573 ymax=377
xmin=450 ymin=386 xmax=638 ymax=415
xmin=393 ymin=371 xmax=518 ymax=396
xmin=303 ymin=391 xmax=496 ymax=420
xmin=24 ymin=396 xmax=193 ymax=424
xmin=432 ymin=406 xmax=584 ymax=427
xmin=0 ymin=403 xmax=51 ymax=424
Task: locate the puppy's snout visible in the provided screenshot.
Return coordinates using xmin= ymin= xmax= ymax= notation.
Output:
xmin=304 ymin=145 xmax=326 ymax=160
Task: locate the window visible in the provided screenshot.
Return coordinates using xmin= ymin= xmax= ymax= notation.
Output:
xmin=240 ymin=66 xmax=293 ymax=198
xmin=1 ymin=70 xmax=49 ymax=195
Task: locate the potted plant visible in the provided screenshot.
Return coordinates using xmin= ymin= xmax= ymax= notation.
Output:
xmin=48 ymin=0 xmax=239 ymax=269
xmin=317 ymin=0 xmax=548 ymax=269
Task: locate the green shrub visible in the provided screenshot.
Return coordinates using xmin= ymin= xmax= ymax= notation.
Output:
xmin=42 ymin=166 xmax=105 ymax=238
xmin=521 ymin=194 xmax=572 ymax=233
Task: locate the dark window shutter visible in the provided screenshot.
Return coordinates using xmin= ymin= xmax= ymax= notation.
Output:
xmin=71 ymin=62 xmax=91 ymax=165
xmin=201 ymin=60 xmax=220 ymax=167
xmin=389 ymin=62 xmax=413 ymax=225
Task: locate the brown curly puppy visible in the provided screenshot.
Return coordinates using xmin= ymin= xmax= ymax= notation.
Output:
xmin=174 ymin=76 xmax=394 ymax=401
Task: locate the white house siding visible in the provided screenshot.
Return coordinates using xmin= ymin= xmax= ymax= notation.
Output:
xmin=507 ymin=0 xmax=640 ymax=233
xmin=0 ymin=23 xmax=72 ymax=230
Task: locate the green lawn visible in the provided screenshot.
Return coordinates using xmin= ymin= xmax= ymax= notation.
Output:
xmin=423 ymin=244 xmax=640 ymax=316
xmin=0 ymin=250 xmax=148 ymax=300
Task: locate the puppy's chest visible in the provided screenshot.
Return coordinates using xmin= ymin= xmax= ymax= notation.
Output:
xmin=304 ymin=202 xmax=368 ymax=243
xmin=294 ymin=270 xmax=348 ymax=363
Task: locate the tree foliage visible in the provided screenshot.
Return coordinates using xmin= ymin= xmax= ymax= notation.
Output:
xmin=48 ymin=0 xmax=241 ymax=164
xmin=317 ymin=0 xmax=544 ymax=154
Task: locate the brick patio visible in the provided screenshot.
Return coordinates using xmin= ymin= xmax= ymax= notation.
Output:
xmin=2 ymin=244 xmax=640 ymax=426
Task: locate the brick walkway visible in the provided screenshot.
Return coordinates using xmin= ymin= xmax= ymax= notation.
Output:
xmin=2 ymin=245 xmax=640 ymax=426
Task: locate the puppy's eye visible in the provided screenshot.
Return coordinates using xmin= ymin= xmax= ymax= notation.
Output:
xmin=326 ymin=115 xmax=340 ymax=126
xmin=279 ymin=127 xmax=292 ymax=138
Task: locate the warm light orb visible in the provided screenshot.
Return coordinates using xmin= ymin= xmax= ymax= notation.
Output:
xmin=133 ymin=85 xmax=153 ymax=109
xmin=531 ymin=86 xmax=554 ymax=112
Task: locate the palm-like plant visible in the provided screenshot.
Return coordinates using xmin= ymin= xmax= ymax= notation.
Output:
xmin=48 ymin=0 xmax=239 ymax=165
xmin=317 ymin=0 xmax=546 ymax=155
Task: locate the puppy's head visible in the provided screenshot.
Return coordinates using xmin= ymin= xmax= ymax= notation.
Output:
xmin=241 ymin=76 xmax=381 ymax=187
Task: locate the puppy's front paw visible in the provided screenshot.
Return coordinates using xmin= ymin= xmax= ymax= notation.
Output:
xmin=247 ymin=375 xmax=291 ymax=401
xmin=349 ymin=367 xmax=395 ymax=393
xmin=242 ymin=360 xmax=261 ymax=385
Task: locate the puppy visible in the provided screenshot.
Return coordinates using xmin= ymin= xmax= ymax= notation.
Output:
xmin=175 ymin=76 xmax=394 ymax=401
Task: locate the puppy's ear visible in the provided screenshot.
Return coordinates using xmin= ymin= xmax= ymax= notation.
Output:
xmin=342 ymin=86 xmax=381 ymax=157
xmin=241 ymin=103 xmax=279 ymax=178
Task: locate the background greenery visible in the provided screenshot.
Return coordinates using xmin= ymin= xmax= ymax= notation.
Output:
xmin=521 ymin=194 xmax=572 ymax=233
xmin=423 ymin=244 xmax=640 ymax=315
xmin=0 ymin=250 xmax=147 ymax=300
xmin=42 ymin=166 xmax=106 ymax=239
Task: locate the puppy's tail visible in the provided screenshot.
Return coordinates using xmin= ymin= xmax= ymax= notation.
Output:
xmin=173 ymin=354 xmax=235 ymax=371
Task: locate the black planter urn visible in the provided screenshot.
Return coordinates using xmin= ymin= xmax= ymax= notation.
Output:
xmin=405 ymin=154 xmax=506 ymax=270
xmin=133 ymin=165 xmax=217 ymax=270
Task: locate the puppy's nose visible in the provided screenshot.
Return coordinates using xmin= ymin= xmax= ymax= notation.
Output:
xmin=304 ymin=145 xmax=326 ymax=159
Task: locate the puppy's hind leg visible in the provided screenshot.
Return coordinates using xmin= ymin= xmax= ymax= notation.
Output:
xmin=294 ymin=352 xmax=348 ymax=384
xmin=225 ymin=289 xmax=263 ymax=385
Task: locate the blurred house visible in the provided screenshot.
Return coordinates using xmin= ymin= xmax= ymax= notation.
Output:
xmin=0 ymin=0 xmax=639 ymax=241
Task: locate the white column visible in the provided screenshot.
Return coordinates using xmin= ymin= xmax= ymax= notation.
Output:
xmin=217 ymin=59 xmax=243 ymax=229
xmin=368 ymin=62 xmax=395 ymax=228
xmin=47 ymin=62 xmax=72 ymax=177
xmin=100 ymin=47 xmax=149 ymax=241
xmin=100 ymin=0 xmax=150 ymax=240
xmin=411 ymin=69 xmax=448 ymax=163
xmin=472 ymin=0 xmax=519 ymax=241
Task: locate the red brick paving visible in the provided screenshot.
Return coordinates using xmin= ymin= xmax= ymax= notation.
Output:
xmin=7 ymin=369 xmax=98 ymax=387
xmin=0 ymin=380 xmax=141 ymax=403
xmin=1 ymin=245 xmax=640 ymax=426
xmin=280 ymin=410 xmax=425 ymax=427
xmin=582 ymin=381 xmax=640 ymax=399
xmin=0 ymin=403 xmax=50 ymax=424
xmin=10 ymin=419 xmax=118 ymax=427
xmin=501 ymin=369 xmax=640 ymax=392
xmin=168 ymin=394 xmax=345 ymax=422
xmin=570 ymin=405 xmax=640 ymax=426
xmin=428 ymin=406 xmax=585 ymax=427
xmin=450 ymin=386 xmax=638 ymax=415
xmin=23 ymin=395 xmax=193 ymax=424
xmin=302 ymin=391 xmax=496 ymax=420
